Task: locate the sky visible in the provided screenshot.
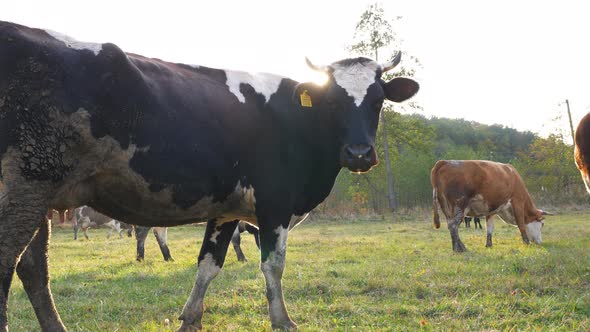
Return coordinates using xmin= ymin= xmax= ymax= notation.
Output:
xmin=3 ymin=0 xmax=590 ymax=139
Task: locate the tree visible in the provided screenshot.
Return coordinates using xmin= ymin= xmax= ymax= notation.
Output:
xmin=348 ymin=3 xmax=419 ymax=213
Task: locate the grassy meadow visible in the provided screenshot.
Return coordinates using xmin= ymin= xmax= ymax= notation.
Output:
xmin=6 ymin=212 xmax=590 ymax=331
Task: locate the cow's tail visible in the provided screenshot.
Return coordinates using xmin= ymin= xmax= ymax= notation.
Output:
xmin=432 ymin=188 xmax=441 ymax=229
xmin=431 ymin=161 xmax=446 ymax=229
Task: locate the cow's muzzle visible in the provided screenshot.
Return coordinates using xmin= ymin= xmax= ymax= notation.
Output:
xmin=340 ymin=144 xmax=378 ymax=173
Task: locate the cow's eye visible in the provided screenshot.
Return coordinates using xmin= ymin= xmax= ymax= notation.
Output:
xmin=374 ymin=101 xmax=383 ymax=110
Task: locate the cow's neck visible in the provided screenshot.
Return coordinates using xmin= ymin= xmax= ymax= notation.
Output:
xmin=264 ymin=79 xmax=343 ymax=213
xmin=522 ymin=193 xmax=539 ymax=223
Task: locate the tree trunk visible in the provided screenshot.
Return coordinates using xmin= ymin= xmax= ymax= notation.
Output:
xmin=380 ymin=111 xmax=396 ymax=212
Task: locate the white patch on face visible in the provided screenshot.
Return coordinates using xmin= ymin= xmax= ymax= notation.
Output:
xmin=525 ymin=221 xmax=543 ymax=244
xmin=331 ymin=61 xmax=381 ymax=107
xmin=225 ymin=71 xmax=283 ymax=104
xmin=45 ymin=29 xmax=103 ymax=55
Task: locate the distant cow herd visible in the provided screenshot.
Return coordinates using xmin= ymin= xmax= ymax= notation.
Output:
xmin=0 ymin=20 xmax=588 ymax=331
xmin=60 ymin=205 xmax=260 ymax=263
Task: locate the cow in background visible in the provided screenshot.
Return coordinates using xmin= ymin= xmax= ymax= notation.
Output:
xmin=574 ymin=113 xmax=590 ymax=193
xmin=74 ymin=206 xmax=128 ymax=240
xmin=431 ymin=160 xmax=551 ymax=252
xmin=464 ymin=216 xmax=482 ymax=229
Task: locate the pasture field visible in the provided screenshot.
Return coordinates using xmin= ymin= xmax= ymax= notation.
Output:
xmin=7 ymin=212 xmax=590 ymax=331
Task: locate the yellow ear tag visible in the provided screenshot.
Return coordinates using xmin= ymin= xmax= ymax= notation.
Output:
xmin=300 ymin=90 xmax=312 ymax=108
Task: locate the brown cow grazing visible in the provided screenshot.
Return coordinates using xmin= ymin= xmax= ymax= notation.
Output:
xmin=431 ymin=160 xmax=550 ymax=252
xmin=574 ymin=113 xmax=590 ymax=193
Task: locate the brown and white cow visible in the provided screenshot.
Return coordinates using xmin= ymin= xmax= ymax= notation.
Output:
xmin=574 ymin=113 xmax=590 ymax=193
xmin=431 ymin=160 xmax=550 ymax=252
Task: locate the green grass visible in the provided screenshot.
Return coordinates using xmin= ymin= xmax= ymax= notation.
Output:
xmin=7 ymin=212 xmax=590 ymax=331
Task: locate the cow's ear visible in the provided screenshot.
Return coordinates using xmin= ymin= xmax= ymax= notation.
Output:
xmin=293 ymin=82 xmax=324 ymax=109
xmin=382 ymin=77 xmax=419 ymax=102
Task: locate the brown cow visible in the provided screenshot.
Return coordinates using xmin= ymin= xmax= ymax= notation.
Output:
xmin=431 ymin=160 xmax=550 ymax=252
xmin=574 ymin=113 xmax=590 ymax=193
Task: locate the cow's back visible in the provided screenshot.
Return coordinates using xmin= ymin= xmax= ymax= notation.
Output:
xmin=0 ymin=21 xmax=256 ymax=222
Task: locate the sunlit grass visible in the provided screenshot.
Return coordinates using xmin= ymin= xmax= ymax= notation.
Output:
xmin=6 ymin=212 xmax=590 ymax=331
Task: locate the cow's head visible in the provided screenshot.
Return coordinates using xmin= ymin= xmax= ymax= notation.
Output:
xmin=526 ymin=209 xmax=552 ymax=244
xmin=296 ymin=52 xmax=419 ymax=172
xmin=574 ymin=113 xmax=590 ymax=193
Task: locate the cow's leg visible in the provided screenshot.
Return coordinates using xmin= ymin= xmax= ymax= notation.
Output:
xmin=153 ymin=227 xmax=173 ymax=261
xmin=448 ymin=208 xmax=467 ymax=252
xmin=246 ymin=224 xmax=261 ymax=249
xmin=73 ymin=219 xmax=79 ymax=240
xmin=485 ymin=215 xmax=495 ymax=247
xmin=0 ymin=191 xmax=51 ymax=331
xmin=16 ymin=220 xmax=66 ymax=332
xmin=510 ymin=201 xmax=530 ymax=244
xmin=178 ymin=219 xmax=238 ymax=331
xmin=106 ymin=225 xmax=113 ymax=239
xmin=464 ymin=217 xmax=471 ymax=228
xmin=259 ymin=221 xmax=296 ymax=330
xmin=475 ymin=217 xmax=482 ymax=229
xmin=83 ymin=226 xmax=89 ymax=240
xmin=231 ymin=222 xmax=247 ymax=262
xmin=135 ymin=226 xmax=150 ymax=262
xmin=117 ymin=226 xmax=123 ymax=239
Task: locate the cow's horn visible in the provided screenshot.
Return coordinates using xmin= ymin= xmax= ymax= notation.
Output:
xmin=540 ymin=209 xmax=554 ymax=216
xmin=381 ymin=51 xmax=402 ymax=73
xmin=305 ymin=57 xmax=329 ymax=72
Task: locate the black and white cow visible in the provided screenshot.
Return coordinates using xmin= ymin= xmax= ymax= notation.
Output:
xmin=0 ymin=21 xmax=419 ymax=331
xmin=74 ymin=206 xmax=128 ymax=240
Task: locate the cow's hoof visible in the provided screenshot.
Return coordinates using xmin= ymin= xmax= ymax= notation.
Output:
xmin=272 ymin=320 xmax=297 ymax=331
xmin=453 ymin=243 xmax=467 ymax=253
xmin=177 ymin=320 xmax=202 ymax=331
xmin=136 ymin=257 xmax=144 ymax=262
xmin=485 ymin=243 xmax=493 ymax=248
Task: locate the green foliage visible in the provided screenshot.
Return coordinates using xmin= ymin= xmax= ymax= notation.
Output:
xmin=8 ymin=215 xmax=590 ymax=331
xmin=513 ymin=134 xmax=585 ymax=204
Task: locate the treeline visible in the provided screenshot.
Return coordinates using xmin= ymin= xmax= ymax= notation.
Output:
xmin=318 ymin=110 xmax=586 ymax=216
